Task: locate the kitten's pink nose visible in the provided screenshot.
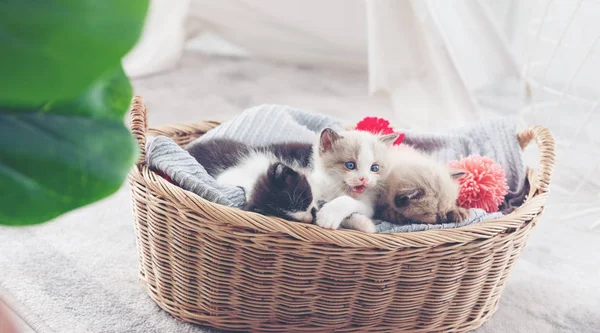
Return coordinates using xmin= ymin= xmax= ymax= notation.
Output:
xmin=359 ymin=177 xmax=365 ymax=183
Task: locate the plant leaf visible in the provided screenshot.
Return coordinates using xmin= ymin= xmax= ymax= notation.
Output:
xmin=0 ymin=0 xmax=149 ymax=106
xmin=43 ymin=66 xmax=133 ymax=121
xmin=0 ymin=66 xmax=138 ymax=226
xmin=0 ymin=111 xmax=138 ymax=226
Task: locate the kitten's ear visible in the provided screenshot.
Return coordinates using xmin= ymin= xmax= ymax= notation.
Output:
xmin=272 ymin=162 xmax=287 ymax=180
xmin=319 ymin=128 xmax=341 ymax=152
xmin=379 ymin=133 xmax=399 ymax=146
xmin=449 ymin=169 xmax=467 ymax=180
xmin=394 ymin=194 xmax=409 ymax=208
xmin=394 ymin=189 xmax=423 ymax=207
xmin=270 ymin=162 xmax=296 ymax=187
xmin=404 ymin=188 xmax=423 ymax=199
xmin=271 ymin=162 xmax=288 ymax=179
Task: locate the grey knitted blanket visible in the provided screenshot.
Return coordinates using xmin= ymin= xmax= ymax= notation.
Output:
xmin=146 ymin=104 xmax=526 ymax=233
xmin=146 ymin=136 xmax=246 ymax=209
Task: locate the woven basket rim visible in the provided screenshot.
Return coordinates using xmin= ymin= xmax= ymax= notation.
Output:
xmin=129 ymin=96 xmax=556 ymax=250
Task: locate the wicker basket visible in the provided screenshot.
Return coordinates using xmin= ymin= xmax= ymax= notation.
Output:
xmin=128 ymin=96 xmax=555 ymax=332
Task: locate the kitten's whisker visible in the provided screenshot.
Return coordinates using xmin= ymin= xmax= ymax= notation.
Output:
xmin=285 ymin=191 xmax=293 ymax=205
xmin=328 ymin=186 xmax=346 ymax=200
xmin=297 ymin=188 xmax=307 ymax=200
xmin=292 ymin=182 xmax=301 ymax=203
xmin=296 ymin=194 xmax=310 ymax=207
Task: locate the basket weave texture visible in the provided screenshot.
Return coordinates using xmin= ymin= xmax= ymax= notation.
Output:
xmin=128 ymin=96 xmax=555 ymax=332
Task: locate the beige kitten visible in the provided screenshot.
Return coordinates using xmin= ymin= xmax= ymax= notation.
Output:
xmin=378 ymin=145 xmax=469 ymax=224
xmin=311 ymin=128 xmax=398 ymax=232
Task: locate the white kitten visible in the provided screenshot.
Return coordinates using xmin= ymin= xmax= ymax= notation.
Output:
xmin=310 ymin=128 xmax=398 ymax=232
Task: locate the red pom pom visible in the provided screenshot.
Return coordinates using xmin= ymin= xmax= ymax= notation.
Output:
xmin=356 ymin=117 xmax=393 ymax=134
xmin=394 ymin=133 xmax=405 ymax=146
xmin=355 ymin=116 xmax=404 ymax=145
xmin=447 ymin=155 xmax=509 ymax=213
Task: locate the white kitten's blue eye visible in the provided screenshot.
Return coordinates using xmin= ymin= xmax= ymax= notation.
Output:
xmin=370 ymin=164 xmax=380 ymax=172
xmin=345 ymin=161 xmax=356 ymax=170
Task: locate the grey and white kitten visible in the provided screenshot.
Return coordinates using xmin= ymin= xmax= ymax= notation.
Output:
xmin=377 ymin=145 xmax=468 ymax=224
xmin=311 ymin=129 xmax=398 ymax=233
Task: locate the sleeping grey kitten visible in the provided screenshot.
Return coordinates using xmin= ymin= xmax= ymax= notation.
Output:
xmin=310 ymin=128 xmax=398 ymax=233
xmin=187 ymin=139 xmax=315 ymax=223
xmin=377 ymin=145 xmax=468 ymax=224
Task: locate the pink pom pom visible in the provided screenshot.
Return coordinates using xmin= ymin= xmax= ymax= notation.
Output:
xmin=447 ymin=155 xmax=509 ymax=213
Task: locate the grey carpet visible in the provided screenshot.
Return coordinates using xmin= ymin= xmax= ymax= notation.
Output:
xmin=1 ymin=52 xmax=598 ymax=333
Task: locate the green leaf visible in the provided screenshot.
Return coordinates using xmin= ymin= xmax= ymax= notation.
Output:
xmin=0 ymin=66 xmax=138 ymax=226
xmin=0 ymin=0 xmax=149 ymax=106
xmin=0 ymin=112 xmax=138 ymax=226
xmin=43 ymin=66 xmax=133 ymax=121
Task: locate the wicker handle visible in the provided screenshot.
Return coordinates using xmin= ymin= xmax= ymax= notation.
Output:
xmin=130 ymin=96 xmax=148 ymax=164
xmin=517 ymin=125 xmax=556 ymax=193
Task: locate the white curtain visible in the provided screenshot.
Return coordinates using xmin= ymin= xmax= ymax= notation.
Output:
xmin=366 ymin=0 xmax=524 ymax=130
xmin=124 ymin=0 xmax=525 ymax=129
xmin=122 ymin=0 xmax=191 ymax=77
xmin=366 ymin=0 xmax=478 ymax=130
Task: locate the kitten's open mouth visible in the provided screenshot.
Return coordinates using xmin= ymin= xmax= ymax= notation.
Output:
xmin=350 ymin=185 xmax=366 ymax=194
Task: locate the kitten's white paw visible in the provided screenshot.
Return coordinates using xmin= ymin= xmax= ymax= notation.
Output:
xmin=343 ymin=214 xmax=376 ymax=233
xmin=315 ymin=206 xmax=343 ymax=230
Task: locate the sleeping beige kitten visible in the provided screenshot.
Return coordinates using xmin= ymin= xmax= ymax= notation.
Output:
xmin=311 ymin=128 xmax=398 ymax=232
xmin=377 ymin=145 xmax=469 ymax=224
